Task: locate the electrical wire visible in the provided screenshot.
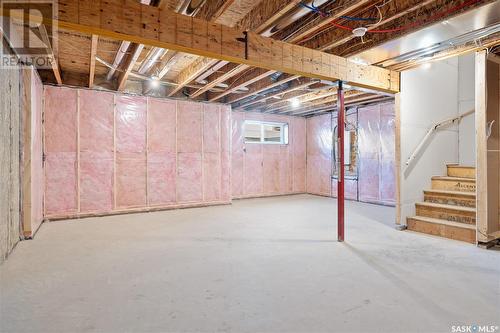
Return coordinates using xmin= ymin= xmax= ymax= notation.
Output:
xmin=297 ymin=0 xmax=482 ymax=36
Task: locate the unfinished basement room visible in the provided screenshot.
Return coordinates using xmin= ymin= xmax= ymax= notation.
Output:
xmin=1 ymin=0 xmax=499 ymax=332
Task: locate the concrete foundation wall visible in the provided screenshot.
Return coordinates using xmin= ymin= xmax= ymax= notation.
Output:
xmin=0 ymin=67 xmax=21 ymax=262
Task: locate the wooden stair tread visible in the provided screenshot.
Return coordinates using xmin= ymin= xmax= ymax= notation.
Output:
xmin=424 ymin=189 xmax=476 ymax=197
xmin=446 ymin=164 xmax=476 ymax=169
xmin=431 ymin=176 xmax=475 ymax=182
xmin=408 ymin=216 xmax=476 ymax=230
xmin=415 ymin=202 xmax=476 ymax=213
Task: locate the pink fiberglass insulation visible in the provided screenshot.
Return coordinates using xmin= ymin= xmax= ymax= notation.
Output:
xmin=231 ymin=112 xmax=245 ymax=197
xmin=292 ymin=117 xmax=307 ymax=193
xmin=79 ymin=90 xmax=114 ymax=213
xmin=116 ymin=95 xmax=147 ymax=153
xmin=30 ymin=70 xmax=44 ymax=234
xmin=115 ymin=96 xmax=147 ymax=208
xmin=148 ymin=152 xmax=176 ymax=205
xmin=203 ymin=152 xmax=221 ymax=201
xmin=263 ymin=145 xmax=280 ymax=194
xmin=80 ymin=151 xmax=114 ymax=212
xmin=306 ymin=114 xmax=332 ymax=196
xmin=244 ymin=144 xmax=264 ymax=196
xmin=147 ymin=98 xmax=177 ymax=206
xmin=306 ymin=103 xmax=395 ymax=205
xmin=231 ymin=111 xmax=306 ymax=199
xmin=148 ymin=98 xmax=176 ymax=153
xmin=116 ymin=152 xmax=147 ymax=208
xmin=80 ymin=90 xmax=114 ymax=152
xmin=43 ymin=86 xmax=230 ymax=219
xmin=220 ymin=106 xmax=232 ymax=201
xmin=178 ymin=101 xmax=202 ymax=153
xmin=44 ymin=152 xmax=77 ymax=214
xmin=177 ymin=153 xmax=203 ymax=202
xmin=44 ymin=86 xmax=78 ymax=215
xmin=44 ymin=87 xmax=77 ymax=153
xmin=203 ymin=104 xmax=220 ymax=153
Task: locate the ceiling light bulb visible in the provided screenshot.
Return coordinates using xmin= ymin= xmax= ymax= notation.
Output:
xmin=421 ymin=63 xmax=431 ymax=70
xmin=291 ymin=98 xmax=300 ymax=108
xmin=150 ymin=76 xmax=160 ymax=88
xmin=352 ymin=27 xmax=367 ymax=37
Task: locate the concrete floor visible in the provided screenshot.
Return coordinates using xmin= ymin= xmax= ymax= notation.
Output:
xmin=1 ymin=195 xmax=499 ymax=333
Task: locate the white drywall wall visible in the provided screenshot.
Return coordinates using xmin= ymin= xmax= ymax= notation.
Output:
xmin=458 ymin=53 xmax=476 ymax=166
xmin=400 ymin=57 xmax=460 ymax=222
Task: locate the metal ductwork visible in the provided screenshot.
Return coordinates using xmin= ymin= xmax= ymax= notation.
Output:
xmin=178 ymin=0 xmax=207 ymax=16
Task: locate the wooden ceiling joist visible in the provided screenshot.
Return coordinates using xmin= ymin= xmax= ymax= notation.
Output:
xmin=208 ymin=68 xmax=275 ymax=102
xmin=168 ymin=57 xmax=218 ymax=96
xmin=327 ymin=0 xmax=496 ymax=57
xmin=211 ymin=0 xmax=387 ymax=102
xmin=237 ymin=0 xmax=303 ymax=34
xmin=286 ymin=0 xmax=372 ymax=44
xmin=4 ymin=0 xmax=400 ymax=93
xmin=227 ymin=74 xmax=300 ymax=105
xmin=190 ymin=63 xmax=250 ymax=98
xmin=38 ymin=24 xmax=62 ymax=85
xmin=117 ymin=44 xmax=145 ymax=91
xmin=88 ymin=34 xmax=98 ymax=87
xmin=305 ymin=0 xmax=435 ymax=52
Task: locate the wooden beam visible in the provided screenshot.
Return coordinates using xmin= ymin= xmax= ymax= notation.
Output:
xmin=190 ymin=64 xmax=249 ymax=98
xmin=117 ymin=44 xmax=144 ymax=91
xmin=208 ymin=68 xmax=274 ymax=102
xmin=38 ymin=25 xmax=62 ymax=84
xmin=4 ymin=0 xmax=399 ymax=93
xmin=89 ymin=34 xmax=98 ymax=87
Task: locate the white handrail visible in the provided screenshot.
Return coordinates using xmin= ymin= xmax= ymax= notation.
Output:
xmin=405 ymin=109 xmax=475 ymax=170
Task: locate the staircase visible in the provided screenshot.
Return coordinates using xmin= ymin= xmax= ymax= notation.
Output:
xmin=407 ymin=164 xmax=477 ymax=244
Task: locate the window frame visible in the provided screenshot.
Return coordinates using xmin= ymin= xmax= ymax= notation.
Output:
xmin=244 ymin=120 xmax=289 ymax=145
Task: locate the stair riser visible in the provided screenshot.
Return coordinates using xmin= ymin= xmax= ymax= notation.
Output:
xmin=431 ymin=179 xmax=476 ymax=192
xmin=447 ymin=166 xmax=475 ymax=179
xmin=407 ymin=218 xmax=475 ymax=244
xmin=424 ymin=194 xmax=476 ymax=208
xmin=416 ymin=206 xmax=476 ymax=225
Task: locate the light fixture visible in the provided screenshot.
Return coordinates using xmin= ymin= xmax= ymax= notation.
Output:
xmin=150 ymin=76 xmax=160 ymax=88
xmin=290 ymin=98 xmax=300 ymax=108
xmin=352 ymin=27 xmax=367 ymax=37
xmin=421 ymin=62 xmax=431 ymax=70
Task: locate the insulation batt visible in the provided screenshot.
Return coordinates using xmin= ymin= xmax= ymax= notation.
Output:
xmin=43 ymin=86 xmax=231 ymax=218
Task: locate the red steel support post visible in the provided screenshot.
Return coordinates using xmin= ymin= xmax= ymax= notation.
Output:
xmin=337 ymin=81 xmax=345 ymax=242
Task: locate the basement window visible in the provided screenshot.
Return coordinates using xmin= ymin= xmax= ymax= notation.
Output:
xmin=244 ymin=121 xmax=289 ymax=144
